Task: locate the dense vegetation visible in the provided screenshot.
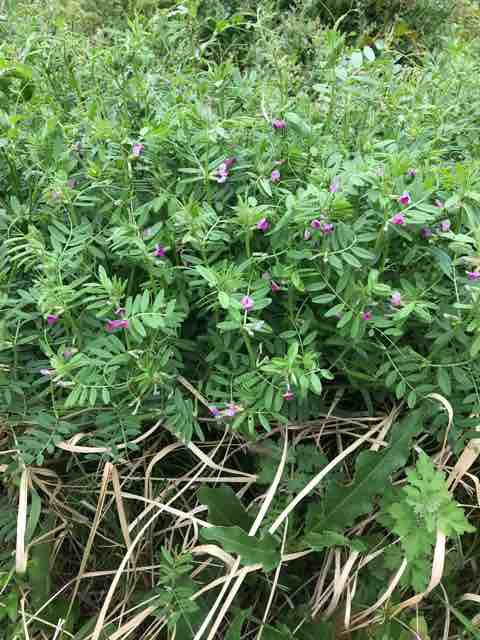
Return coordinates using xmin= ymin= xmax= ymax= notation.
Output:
xmin=2 ymin=0 xmax=480 ymax=638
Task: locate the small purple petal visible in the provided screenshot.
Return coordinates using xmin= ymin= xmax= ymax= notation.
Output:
xmin=362 ymin=311 xmax=372 ymax=321
xmin=257 ymin=218 xmax=270 ymax=232
xmin=132 ymin=143 xmax=144 ymax=157
xmin=311 ymin=219 xmax=323 ymax=229
xmin=271 ymin=280 xmax=281 ymax=293
xmin=209 ymin=406 xmax=221 ymax=417
xmin=398 ymin=191 xmax=411 ymax=206
xmin=115 ymin=307 xmax=126 ymax=317
xmin=224 ymin=157 xmax=236 ymax=169
xmin=329 ymin=178 xmax=340 ymax=193
xmin=407 ymin=168 xmax=417 ymax=178
xmin=241 ymin=296 xmax=254 ymax=312
xmin=272 ymin=118 xmax=286 ymax=130
xmin=216 ymin=173 xmax=228 ymax=184
xmin=439 ymin=219 xmax=451 ymax=233
xmin=270 ymin=169 xmax=281 ymax=183
xmin=283 ymin=388 xmax=294 ymax=401
xmin=390 ymin=213 xmax=406 ymax=226
xmin=435 ymin=199 xmax=445 ymax=208
xmin=304 ymin=229 xmax=312 ymax=240
xmin=390 ymin=292 xmax=402 ymax=307
xmin=67 ymin=178 xmax=77 ymax=189
xmin=106 ymin=319 xmax=129 ymax=332
xmin=46 ymin=314 xmax=59 ymax=326
xmin=322 ymin=223 xmax=334 ymax=235
xmin=467 ymin=271 xmax=480 ymax=281
xmin=153 ymin=244 xmax=167 ymax=258
xmin=421 ymin=227 xmax=433 ymax=238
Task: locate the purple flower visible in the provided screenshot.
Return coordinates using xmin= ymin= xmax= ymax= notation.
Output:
xmin=435 ymin=199 xmax=445 ymax=208
xmin=132 ymin=143 xmax=144 ymax=157
xmin=390 ymin=291 xmax=402 ymax=307
xmin=467 ymin=271 xmax=480 ymax=281
xmin=241 ymin=295 xmax=254 ymax=312
xmin=283 ymin=387 xmax=294 ymax=401
xmin=272 ymin=118 xmax=286 ymax=130
xmin=304 ymin=229 xmax=312 ymax=241
xmin=46 ymin=314 xmax=59 ymax=326
xmin=115 ymin=307 xmax=126 ymax=317
xmin=421 ymin=227 xmax=433 ymax=238
xmin=271 ymin=280 xmax=281 ymax=293
xmin=63 ymin=349 xmax=74 ymax=359
xmin=439 ymin=219 xmax=451 ymax=233
xmin=329 ymin=178 xmax=340 ymax=194
xmin=407 ymin=168 xmax=417 ymax=178
xmin=224 ymin=157 xmax=236 ymax=169
xmin=106 ymin=319 xmax=129 ymax=332
xmin=257 ymin=218 xmax=270 ymax=232
xmin=362 ymin=311 xmax=372 ymax=321
xmin=311 ymin=219 xmax=323 ymax=229
xmin=209 ymin=406 xmax=221 ymax=417
xmin=40 ymin=368 xmax=55 ymax=377
xmin=390 ymin=213 xmax=406 ymax=226
xmin=153 ymin=244 xmax=167 ymax=258
xmin=398 ymin=191 xmax=411 ymax=206
xmin=322 ymin=223 xmax=334 ymax=235
xmin=225 ymin=403 xmax=240 ymax=417
xmin=67 ymin=178 xmax=76 ymax=189
xmin=216 ymin=173 xmax=228 ymax=184
xmin=270 ymin=169 xmax=281 ymax=183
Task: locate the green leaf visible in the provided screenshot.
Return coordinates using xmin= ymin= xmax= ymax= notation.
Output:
xmin=470 ymin=333 xmax=480 ymax=358
xmin=307 ymin=530 xmax=367 ymax=553
xmin=437 ymin=368 xmax=451 ymax=396
xmin=350 ymin=50 xmax=363 ymax=68
xmin=198 ymin=486 xmax=254 ymax=531
xmin=218 ymin=291 xmax=230 ymax=309
xmin=307 ymin=412 xmax=423 ymax=534
xmin=225 ymin=608 xmax=252 ymax=640
xmin=201 ymin=526 xmax=281 ymax=571
xmin=312 ymin=293 xmax=336 ymax=304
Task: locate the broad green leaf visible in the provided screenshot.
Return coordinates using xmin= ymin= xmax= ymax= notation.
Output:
xmin=218 ymin=291 xmax=230 ymax=309
xmin=306 ymin=412 xmax=423 ymax=534
xmin=198 ymin=486 xmax=253 ymax=531
xmin=201 ymin=526 xmax=281 ymax=571
xmin=225 ymin=608 xmax=252 ymax=640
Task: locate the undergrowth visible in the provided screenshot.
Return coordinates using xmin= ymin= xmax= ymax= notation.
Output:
xmin=1 ymin=0 xmax=480 ymax=638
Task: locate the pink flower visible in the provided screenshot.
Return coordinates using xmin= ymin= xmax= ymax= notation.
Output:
xmin=270 ymin=169 xmax=281 ymax=183
xmin=439 ymin=219 xmax=451 ymax=233
xmin=153 ymin=244 xmax=167 ymax=258
xmin=257 ymin=218 xmax=270 ymax=232
xmin=46 ymin=314 xmax=59 ymax=326
xmin=467 ymin=271 xmax=480 ymax=281
xmin=271 ymin=280 xmax=281 ymax=293
xmin=304 ymin=229 xmax=312 ymax=240
xmin=329 ymin=178 xmax=340 ymax=193
xmin=115 ymin=307 xmax=126 ymax=317
xmin=398 ymin=191 xmax=411 ymax=206
xmin=322 ymin=223 xmax=334 ymax=235
xmin=225 ymin=403 xmax=240 ymax=417
xmin=224 ymin=157 xmax=236 ymax=169
xmin=407 ymin=168 xmax=416 ymax=178
xmin=311 ymin=219 xmax=323 ymax=229
xmin=272 ymin=119 xmax=286 ymax=130
xmin=63 ymin=349 xmax=74 ymax=359
xmin=209 ymin=406 xmax=221 ymax=417
xmin=390 ymin=292 xmax=402 ymax=307
xmin=421 ymin=227 xmax=433 ymax=238
xmin=390 ymin=213 xmax=406 ymax=226
xmin=435 ymin=199 xmax=445 ymax=208
xmin=283 ymin=387 xmax=294 ymax=401
xmin=132 ymin=143 xmax=144 ymax=157
xmin=362 ymin=311 xmax=372 ymax=321
xmin=241 ymin=296 xmax=254 ymax=312
xmin=106 ymin=319 xmax=129 ymax=332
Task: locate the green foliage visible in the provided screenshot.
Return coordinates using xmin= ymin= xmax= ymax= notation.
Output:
xmin=381 ymin=452 xmax=474 ymax=591
xmin=306 ymin=412 xmax=423 ymax=538
xmin=0 ymin=1 xmax=479 ymax=639
xmin=201 ymin=526 xmax=281 ymax=571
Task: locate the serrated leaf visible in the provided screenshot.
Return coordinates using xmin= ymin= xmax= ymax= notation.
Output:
xmin=307 ymin=412 xmax=423 ymax=534
xmin=201 ymin=526 xmax=281 ymax=571
xmin=198 ymin=486 xmax=253 ymax=531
